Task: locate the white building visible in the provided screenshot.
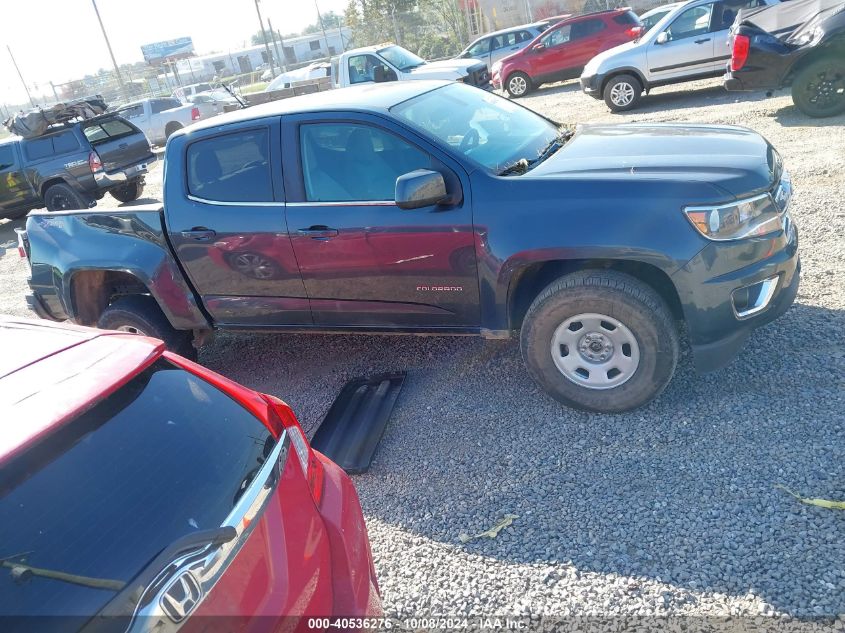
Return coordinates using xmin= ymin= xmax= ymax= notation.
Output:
xmin=175 ymin=28 xmax=352 ymax=80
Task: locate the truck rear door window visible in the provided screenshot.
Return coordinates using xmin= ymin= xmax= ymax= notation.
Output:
xmin=52 ymin=131 xmax=80 ymax=155
xmin=23 ymin=137 xmax=54 ymax=161
xmin=151 ymin=98 xmax=182 ymax=113
xmin=0 ymin=145 xmax=15 ymax=170
xmin=82 ymin=119 xmax=136 ymax=146
xmin=187 ymin=129 xmax=273 ymax=202
xmin=0 ymin=360 xmax=275 ymax=628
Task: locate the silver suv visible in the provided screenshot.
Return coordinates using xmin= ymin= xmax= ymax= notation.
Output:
xmin=580 ymin=0 xmax=778 ymax=111
xmin=457 ymin=23 xmax=549 ymax=71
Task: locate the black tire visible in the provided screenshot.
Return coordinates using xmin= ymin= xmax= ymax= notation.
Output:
xmin=520 ymin=270 xmax=678 ymax=413
xmin=603 ymin=74 xmax=643 ymax=112
xmin=110 ymin=179 xmax=145 ymax=204
xmin=164 ymin=122 xmax=183 ymax=139
xmin=44 ymin=183 xmax=89 ymax=212
xmin=505 ymin=71 xmax=532 ymax=98
xmin=791 ymin=56 xmax=845 ymax=118
xmin=98 ymin=295 xmax=196 ymax=360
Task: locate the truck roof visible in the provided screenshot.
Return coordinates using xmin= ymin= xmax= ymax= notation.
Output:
xmin=177 ymin=80 xmax=450 ymax=138
xmin=0 ymin=317 xmax=164 ymax=465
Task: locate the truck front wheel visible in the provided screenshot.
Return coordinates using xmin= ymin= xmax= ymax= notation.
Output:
xmin=520 ymin=270 xmax=678 ymax=413
xmin=98 ymin=295 xmax=196 ymax=360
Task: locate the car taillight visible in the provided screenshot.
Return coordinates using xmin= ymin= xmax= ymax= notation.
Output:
xmin=264 ymin=394 xmax=324 ymax=505
xmin=732 ymin=34 xmax=750 ymax=71
xmin=626 ymin=26 xmax=643 ymax=38
xmin=88 ymin=150 xmax=103 ymax=173
xmin=191 ymin=106 xmax=200 ymax=120
xmin=15 ymin=228 xmax=28 ymax=260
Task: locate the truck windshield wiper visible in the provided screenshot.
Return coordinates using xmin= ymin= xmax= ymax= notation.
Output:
xmin=498 ymin=129 xmax=574 ymax=177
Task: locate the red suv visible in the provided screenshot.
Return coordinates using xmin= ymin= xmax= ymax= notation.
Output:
xmin=0 ymin=318 xmax=381 ymax=632
xmin=492 ymin=8 xmax=643 ymax=97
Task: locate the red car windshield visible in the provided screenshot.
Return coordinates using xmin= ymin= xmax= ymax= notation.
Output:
xmin=0 ymin=360 xmax=275 ymax=632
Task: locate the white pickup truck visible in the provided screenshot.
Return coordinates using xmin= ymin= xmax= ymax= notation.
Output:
xmin=332 ymin=44 xmax=491 ymax=89
xmin=114 ymin=97 xmax=205 ymax=146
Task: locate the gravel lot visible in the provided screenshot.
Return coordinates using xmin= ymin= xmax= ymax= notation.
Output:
xmin=1 ymin=78 xmax=844 ymax=626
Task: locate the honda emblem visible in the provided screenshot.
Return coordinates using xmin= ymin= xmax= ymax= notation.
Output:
xmin=160 ymin=571 xmax=203 ymax=622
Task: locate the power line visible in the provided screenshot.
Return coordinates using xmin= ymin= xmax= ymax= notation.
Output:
xmin=7 ymin=45 xmax=35 ymax=108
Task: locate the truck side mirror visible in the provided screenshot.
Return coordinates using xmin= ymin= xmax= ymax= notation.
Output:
xmin=395 ymin=170 xmax=447 ymax=210
xmin=374 ymin=65 xmax=398 ymax=82
xmin=656 ymin=31 xmax=669 ymax=44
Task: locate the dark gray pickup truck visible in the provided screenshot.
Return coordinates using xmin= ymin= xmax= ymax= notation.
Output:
xmin=19 ymin=81 xmax=800 ymax=413
xmin=0 ymin=114 xmax=154 ymax=219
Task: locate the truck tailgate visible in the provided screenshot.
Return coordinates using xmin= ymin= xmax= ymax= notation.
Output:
xmin=81 ymin=116 xmax=154 ymax=172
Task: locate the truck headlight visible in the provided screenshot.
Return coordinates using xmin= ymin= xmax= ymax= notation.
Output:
xmin=684 ymin=193 xmax=782 ymax=241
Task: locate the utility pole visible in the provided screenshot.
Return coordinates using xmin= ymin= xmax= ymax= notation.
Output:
xmin=275 ymin=29 xmax=289 ymax=67
xmin=313 ymin=0 xmax=332 ymax=57
xmin=91 ymin=0 xmax=129 ymax=102
xmin=267 ymin=18 xmax=286 ymax=73
xmin=253 ymin=0 xmax=277 ymax=76
xmin=7 ymin=45 xmax=35 ymax=108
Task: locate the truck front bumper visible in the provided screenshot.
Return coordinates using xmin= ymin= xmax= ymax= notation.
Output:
xmin=675 ymin=214 xmax=800 ymax=373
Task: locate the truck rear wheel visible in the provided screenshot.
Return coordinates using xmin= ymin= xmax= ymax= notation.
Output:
xmin=791 ymin=56 xmax=845 ymax=118
xmin=44 ymin=183 xmax=89 ymax=212
xmin=110 ymin=179 xmax=145 ymax=204
xmin=520 ymin=270 xmax=678 ymax=413
xmin=98 ymin=295 xmax=196 ymax=360
xmin=165 ymin=122 xmax=183 ymax=139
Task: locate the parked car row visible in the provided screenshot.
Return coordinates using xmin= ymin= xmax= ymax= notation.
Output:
xmin=467 ymin=0 xmax=843 ymax=117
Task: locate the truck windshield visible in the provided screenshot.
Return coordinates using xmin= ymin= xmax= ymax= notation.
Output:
xmin=391 ymin=83 xmax=560 ymax=174
xmin=378 ymin=45 xmax=426 ymax=71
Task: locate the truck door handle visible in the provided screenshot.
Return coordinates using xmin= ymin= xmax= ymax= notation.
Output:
xmin=297 ymin=226 xmax=338 ymax=239
xmin=695 ymin=38 xmax=711 ymax=43
xmin=181 ymin=228 xmax=216 ymax=241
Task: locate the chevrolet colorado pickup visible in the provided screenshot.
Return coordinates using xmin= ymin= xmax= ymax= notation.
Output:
xmin=0 ymin=114 xmax=154 ymax=218
xmin=19 ymin=81 xmax=800 ymax=413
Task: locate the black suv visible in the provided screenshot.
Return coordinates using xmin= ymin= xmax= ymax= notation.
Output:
xmin=0 ymin=114 xmax=155 ymax=219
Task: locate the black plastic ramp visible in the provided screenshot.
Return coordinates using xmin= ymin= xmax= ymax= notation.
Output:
xmin=310 ymin=372 xmax=406 ymax=474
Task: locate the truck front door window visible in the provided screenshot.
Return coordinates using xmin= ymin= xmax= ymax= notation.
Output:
xmin=187 ymin=129 xmax=273 ymax=203
xmin=348 ymin=54 xmax=382 ymax=84
xmin=300 ymin=123 xmax=431 ymax=202
xmin=666 ymin=5 xmax=713 ymax=40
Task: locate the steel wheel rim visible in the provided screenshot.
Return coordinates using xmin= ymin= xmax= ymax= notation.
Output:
xmin=611 ymin=82 xmax=635 ymax=107
xmin=550 ymin=312 xmax=640 ymax=390
xmin=116 ymin=325 xmax=143 ymax=335
xmin=509 ymin=76 xmax=527 ymax=95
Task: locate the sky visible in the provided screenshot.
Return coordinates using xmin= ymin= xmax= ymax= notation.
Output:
xmin=0 ymin=0 xmax=347 ymax=106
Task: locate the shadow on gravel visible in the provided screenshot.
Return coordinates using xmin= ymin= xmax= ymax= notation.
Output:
xmin=773 ymin=105 xmax=845 ymax=127
xmin=201 ymin=300 xmax=845 ymax=618
xmin=613 ymin=85 xmax=770 ymax=117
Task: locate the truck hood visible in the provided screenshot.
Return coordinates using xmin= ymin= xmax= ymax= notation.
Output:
xmin=529 ymin=123 xmax=775 ymax=197
xmin=407 ymin=59 xmax=479 ymax=78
